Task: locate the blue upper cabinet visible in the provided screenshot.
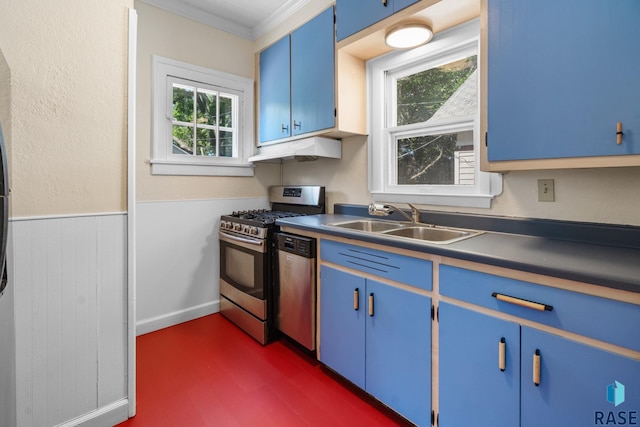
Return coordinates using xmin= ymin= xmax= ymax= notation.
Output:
xmin=336 ymin=0 xmax=393 ymax=41
xmin=259 ymin=7 xmax=335 ymax=144
xmin=486 ymin=0 xmax=640 ymax=165
xmin=291 ymin=6 xmax=335 ymax=137
xmin=259 ymin=36 xmax=291 ymax=143
xmin=393 ymin=0 xmax=421 ymax=13
xmin=336 ymin=0 xmax=420 ymax=41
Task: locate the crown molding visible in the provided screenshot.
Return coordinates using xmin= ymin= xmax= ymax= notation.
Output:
xmin=137 ymin=0 xmax=311 ymax=40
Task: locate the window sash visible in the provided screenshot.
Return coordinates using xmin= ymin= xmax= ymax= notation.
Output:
xmin=167 ymin=76 xmax=239 ymax=159
xmin=366 ymin=19 xmax=501 ymax=208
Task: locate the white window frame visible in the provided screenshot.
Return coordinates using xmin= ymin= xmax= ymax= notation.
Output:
xmin=151 ymin=55 xmax=255 ymax=176
xmin=367 ymin=19 xmax=501 ymax=208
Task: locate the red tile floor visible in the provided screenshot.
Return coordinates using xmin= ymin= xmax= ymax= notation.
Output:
xmin=115 ymin=313 xmax=412 ymax=426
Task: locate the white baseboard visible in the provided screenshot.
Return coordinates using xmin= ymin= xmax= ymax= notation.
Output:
xmin=56 ymin=399 xmax=129 ymax=427
xmin=136 ymin=300 xmax=220 ymax=336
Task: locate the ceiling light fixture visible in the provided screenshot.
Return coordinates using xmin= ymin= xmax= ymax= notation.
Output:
xmin=385 ymin=23 xmax=433 ymax=49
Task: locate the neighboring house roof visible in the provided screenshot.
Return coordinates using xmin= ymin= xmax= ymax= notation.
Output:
xmin=430 ymin=68 xmax=478 ymax=121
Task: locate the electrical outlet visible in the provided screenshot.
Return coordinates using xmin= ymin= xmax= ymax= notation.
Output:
xmin=538 ymin=179 xmax=555 ymax=202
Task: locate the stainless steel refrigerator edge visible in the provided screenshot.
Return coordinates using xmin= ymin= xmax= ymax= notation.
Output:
xmin=0 ymin=119 xmax=8 ymax=297
xmin=0 ymin=117 xmax=15 ymax=427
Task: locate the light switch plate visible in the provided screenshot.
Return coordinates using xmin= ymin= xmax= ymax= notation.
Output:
xmin=538 ymin=179 xmax=555 ymax=202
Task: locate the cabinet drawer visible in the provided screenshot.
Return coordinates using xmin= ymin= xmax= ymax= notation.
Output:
xmin=321 ymin=240 xmax=432 ymax=290
xmin=440 ymin=265 xmax=640 ymax=352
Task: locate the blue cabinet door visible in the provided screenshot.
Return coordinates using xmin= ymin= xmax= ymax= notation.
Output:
xmin=259 ymin=36 xmax=291 ymax=143
xmin=393 ymin=0 xmax=419 ymax=13
xmin=291 ymin=6 xmax=335 ymax=136
xmin=487 ymin=0 xmax=640 ymax=161
xmin=521 ymin=327 xmax=640 ymax=427
xmin=319 ymin=266 xmax=365 ymax=388
xmin=365 ymin=279 xmax=431 ymax=427
xmin=336 ymin=0 xmax=394 ymax=41
xmin=439 ymin=302 xmax=520 ymax=427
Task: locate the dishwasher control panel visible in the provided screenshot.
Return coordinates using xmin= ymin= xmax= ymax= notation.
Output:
xmin=276 ymin=233 xmax=315 ymax=258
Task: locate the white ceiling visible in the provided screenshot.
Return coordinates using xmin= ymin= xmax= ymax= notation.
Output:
xmin=137 ymin=0 xmax=309 ymax=40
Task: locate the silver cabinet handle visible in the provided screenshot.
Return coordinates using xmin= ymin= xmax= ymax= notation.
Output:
xmin=499 ymin=337 xmax=506 ymax=372
xmin=368 ymin=293 xmax=374 ymax=316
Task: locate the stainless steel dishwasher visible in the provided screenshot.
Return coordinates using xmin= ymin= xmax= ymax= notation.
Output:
xmin=275 ymin=233 xmax=316 ymax=351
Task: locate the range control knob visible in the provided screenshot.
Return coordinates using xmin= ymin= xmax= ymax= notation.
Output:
xmin=249 ymin=227 xmax=259 ymax=236
xmin=233 ymin=223 xmax=241 ymax=231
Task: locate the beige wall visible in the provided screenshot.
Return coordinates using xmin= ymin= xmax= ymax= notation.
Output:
xmin=135 ymin=2 xmax=280 ymax=202
xmin=283 ymin=135 xmax=640 ymax=226
xmin=0 ymin=0 xmax=132 ymax=217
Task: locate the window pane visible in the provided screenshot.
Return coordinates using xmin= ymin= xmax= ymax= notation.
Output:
xmin=173 ymin=84 xmax=194 ymax=123
xmin=172 ymin=124 xmax=194 ymax=155
xmin=219 ymin=131 xmax=233 ymax=157
xmin=396 ymin=55 xmax=477 ymax=126
xmin=196 ymin=90 xmax=217 ymax=126
xmin=196 ymin=128 xmax=217 ymax=156
xmin=219 ymin=95 xmax=233 ymax=128
xmin=397 ymin=130 xmax=474 ymax=185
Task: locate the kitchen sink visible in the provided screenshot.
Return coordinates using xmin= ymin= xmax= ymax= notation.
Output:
xmin=381 ymin=226 xmax=482 ymax=244
xmin=325 ymin=220 xmax=482 ymax=244
xmin=327 ymin=219 xmax=409 ymax=232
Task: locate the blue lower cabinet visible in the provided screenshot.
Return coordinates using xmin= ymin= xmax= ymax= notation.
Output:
xmin=438 ymin=302 xmax=640 ymax=427
xmin=366 ymin=279 xmax=431 ymax=426
xmin=521 ymin=327 xmax=640 ymax=427
xmin=439 ymin=302 xmax=520 ymax=427
xmin=319 ymin=265 xmax=431 ymax=425
xmin=319 ymin=266 xmax=366 ymax=388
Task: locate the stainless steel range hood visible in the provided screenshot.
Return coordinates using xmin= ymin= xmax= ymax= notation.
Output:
xmin=248 ymin=136 xmax=341 ymax=163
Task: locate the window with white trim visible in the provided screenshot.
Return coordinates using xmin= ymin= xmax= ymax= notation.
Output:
xmin=152 ymin=56 xmax=255 ymax=176
xmin=367 ymin=19 xmax=501 ymax=208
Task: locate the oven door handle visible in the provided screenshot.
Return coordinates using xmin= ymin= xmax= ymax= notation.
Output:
xmin=219 ymin=231 xmax=267 ymax=253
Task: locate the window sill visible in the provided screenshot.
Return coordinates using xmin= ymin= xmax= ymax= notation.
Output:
xmin=371 ymin=191 xmax=497 ymax=209
xmin=150 ymin=160 xmax=255 ymax=177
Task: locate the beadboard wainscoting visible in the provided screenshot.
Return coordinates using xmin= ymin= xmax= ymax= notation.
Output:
xmin=11 ymin=213 xmax=128 ymax=427
xmin=136 ymin=197 xmax=269 ymax=335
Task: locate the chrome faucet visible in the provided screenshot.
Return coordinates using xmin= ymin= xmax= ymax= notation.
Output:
xmin=368 ymin=203 xmax=422 ymax=224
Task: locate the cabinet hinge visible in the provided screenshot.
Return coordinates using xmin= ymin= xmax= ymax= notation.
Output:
xmin=485 ymin=131 xmax=488 ymax=147
xmin=431 ymin=410 xmax=435 ymax=426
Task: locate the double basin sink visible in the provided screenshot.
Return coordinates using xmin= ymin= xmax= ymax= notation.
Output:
xmin=325 ymin=219 xmax=483 ymax=245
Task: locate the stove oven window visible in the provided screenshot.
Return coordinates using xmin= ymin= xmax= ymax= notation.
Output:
xmin=225 ymin=246 xmax=257 ymax=293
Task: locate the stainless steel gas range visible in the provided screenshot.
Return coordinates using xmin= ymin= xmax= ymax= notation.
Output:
xmin=218 ymin=185 xmax=325 ymax=345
